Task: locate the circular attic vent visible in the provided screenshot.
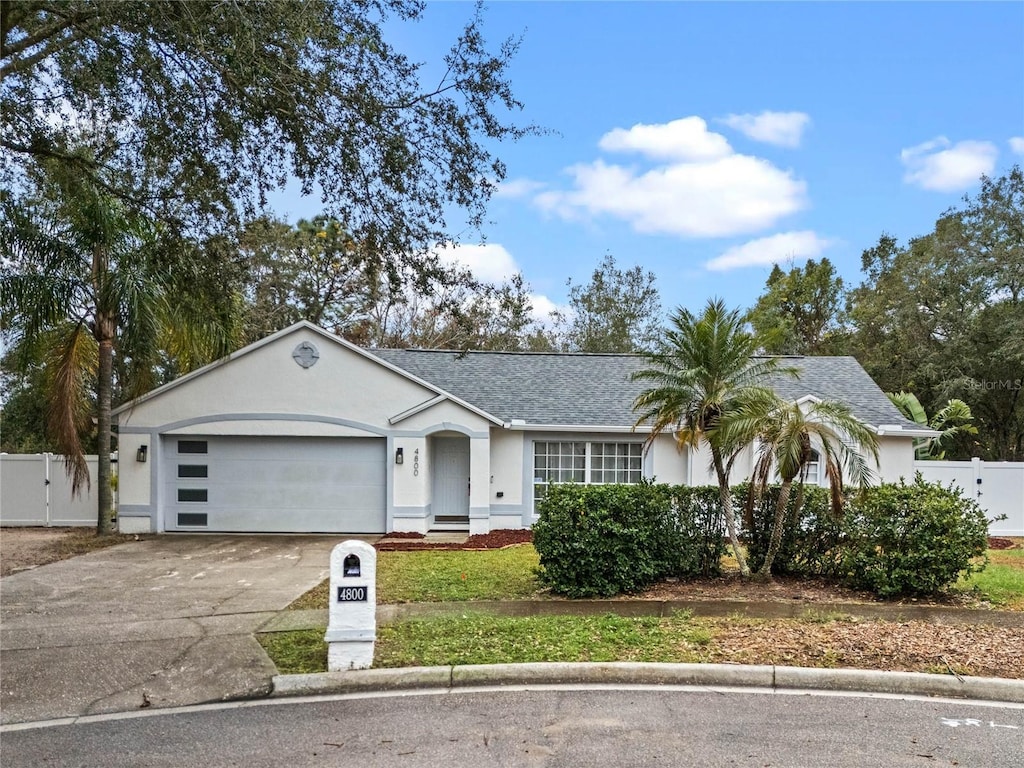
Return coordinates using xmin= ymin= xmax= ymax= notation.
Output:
xmin=292 ymin=341 xmax=320 ymax=369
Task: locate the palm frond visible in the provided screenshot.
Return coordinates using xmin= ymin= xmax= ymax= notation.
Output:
xmin=44 ymin=323 xmax=98 ymax=494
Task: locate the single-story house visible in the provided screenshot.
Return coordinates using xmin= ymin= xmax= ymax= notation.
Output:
xmin=114 ymin=321 xmax=934 ymax=535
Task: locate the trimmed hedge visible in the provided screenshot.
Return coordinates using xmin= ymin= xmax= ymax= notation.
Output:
xmin=533 ymin=477 xmax=989 ymax=599
xmin=842 ymin=476 xmax=990 ymax=597
xmin=532 ymin=482 xmax=726 ymax=598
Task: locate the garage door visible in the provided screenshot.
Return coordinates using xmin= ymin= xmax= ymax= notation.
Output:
xmin=163 ymin=436 xmax=386 ymax=533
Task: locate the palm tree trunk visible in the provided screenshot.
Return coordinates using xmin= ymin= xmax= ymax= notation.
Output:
xmin=758 ymin=480 xmax=792 ymax=579
xmin=711 ymin=444 xmax=749 ymax=577
xmin=95 ymin=318 xmax=114 ymax=535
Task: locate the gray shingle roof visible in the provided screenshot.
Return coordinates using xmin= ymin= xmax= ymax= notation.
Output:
xmin=368 ymin=349 xmax=920 ymax=430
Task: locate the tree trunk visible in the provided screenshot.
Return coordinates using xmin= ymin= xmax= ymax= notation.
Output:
xmin=711 ymin=444 xmax=749 ymax=577
xmin=758 ymin=479 xmax=793 ymax=579
xmin=95 ymin=317 xmax=114 ymax=535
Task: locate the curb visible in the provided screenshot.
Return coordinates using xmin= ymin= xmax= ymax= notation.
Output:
xmin=271 ymin=662 xmax=1024 ymax=704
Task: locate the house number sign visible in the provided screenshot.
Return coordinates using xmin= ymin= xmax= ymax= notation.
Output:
xmin=336 ymin=586 xmax=368 ymax=602
xmin=413 ymin=448 xmax=420 ymax=476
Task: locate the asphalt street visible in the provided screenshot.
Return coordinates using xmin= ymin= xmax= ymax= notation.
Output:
xmin=4 ymin=686 xmax=1023 ymax=767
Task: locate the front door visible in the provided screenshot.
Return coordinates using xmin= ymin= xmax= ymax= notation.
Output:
xmin=432 ymin=436 xmax=470 ymax=527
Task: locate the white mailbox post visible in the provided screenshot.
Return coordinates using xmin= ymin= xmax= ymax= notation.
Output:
xmin=325 ymin=540 xmax=377 ymax=671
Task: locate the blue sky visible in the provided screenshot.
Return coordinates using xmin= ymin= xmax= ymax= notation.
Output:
xmin=271 ymin=1 xmax=1024 ymax=323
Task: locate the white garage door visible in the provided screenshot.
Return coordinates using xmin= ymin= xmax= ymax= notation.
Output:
xmin=163 ymin=436 xmax=386 ymax=533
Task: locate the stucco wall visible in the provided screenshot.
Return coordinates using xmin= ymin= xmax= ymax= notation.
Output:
xmin=876 ymin=435 xmax=916 ymax=483
xmin=649 ymin=432 xmax=687 ymax=485
xmin=117 ymin=330 xmax=447 ymax=432
xmin=489 ymin=429 xmax=524 ymax=506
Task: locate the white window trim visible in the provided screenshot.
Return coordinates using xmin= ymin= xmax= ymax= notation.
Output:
xmin=532 ymin=439 xmax=645 ymax=511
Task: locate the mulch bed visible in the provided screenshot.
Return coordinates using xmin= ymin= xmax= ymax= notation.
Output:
xmin=988 ymin=537 xmax=1018 ymax=550
xmin=376 ymin=528 xmax=532 ymax=551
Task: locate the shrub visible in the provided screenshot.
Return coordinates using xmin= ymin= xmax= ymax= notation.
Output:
xmin=661 ymin=486 xmax=728 ymax=578
xmin=842 ymin=476 xmax=990 ymax=597
xmin=741 ymin=482 xmax=845 ymax=579
xmin=532 ymin=482 xmax=725 ymax=597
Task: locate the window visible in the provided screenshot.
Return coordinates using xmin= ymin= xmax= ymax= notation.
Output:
xmin=533 ymin=440 xmax=643 ymax=509
xmin=801 ymin=450 xmax=821 ymax=485
xmin=177 ymin=488 xmax=208 ymax=503
xmin=177 ymin=513 xmax=208 ymax=527
xmin=177 ymin=440 xmax=208 ymax=454
xmin=533 ymin=441 xmax=585 ymax=504
xmin=590 ymin=442 xmax=643 ymax=484
xmin=177 ymin=464 xmax=208 ymax=478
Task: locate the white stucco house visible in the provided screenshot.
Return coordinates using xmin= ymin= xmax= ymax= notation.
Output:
xmin=114 ymin=321 xmax=933 ymax=535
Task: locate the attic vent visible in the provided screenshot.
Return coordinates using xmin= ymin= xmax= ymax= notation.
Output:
xmin=292 ymin=341 xmax=320 ymax=368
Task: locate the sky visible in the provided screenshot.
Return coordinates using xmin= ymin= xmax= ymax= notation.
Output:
xmin=269 ymin=1 xmax=1024 ymax=324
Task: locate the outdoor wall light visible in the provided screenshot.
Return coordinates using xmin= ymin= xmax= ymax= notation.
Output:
xmin=136 ymin=445 xmax=148 ymax=463
xmin=395 ymin=447 xmax=404 ymax=465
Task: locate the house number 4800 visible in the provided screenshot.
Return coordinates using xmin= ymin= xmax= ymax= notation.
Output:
xmin=413 ymin=448 xmax=419 ymax=476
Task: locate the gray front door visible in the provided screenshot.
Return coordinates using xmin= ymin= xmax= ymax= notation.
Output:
xmin=432 ymin=436 xmax=470 ymax=523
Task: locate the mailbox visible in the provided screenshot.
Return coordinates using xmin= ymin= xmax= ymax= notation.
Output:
xmin=324 ymin=540 xmax=377 ymax=671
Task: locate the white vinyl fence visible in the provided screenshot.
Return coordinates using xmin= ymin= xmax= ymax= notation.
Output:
xmin=0 ymin=454 xmax=100 ymax=527
xmin=913 ymin=458 xmax=1024 ymax=537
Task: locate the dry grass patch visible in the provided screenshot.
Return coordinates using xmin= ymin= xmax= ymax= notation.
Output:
xmin=0 ymin=528 xmax=145 ymax=576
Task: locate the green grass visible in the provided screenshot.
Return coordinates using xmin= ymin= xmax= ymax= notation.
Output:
xmin=257 ymin=629 xmax=328 ymax=675
xmin=957 ymin=548 xmax=1024 ymax=609
xmin=258 ymin=612 xmax=715 ymax=674
xmin=288 ymin=545 xmax=542 ymax=609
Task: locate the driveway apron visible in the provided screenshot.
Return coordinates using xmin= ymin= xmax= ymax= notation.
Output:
xmin=0 ymin=535 xmax=342 ymax=725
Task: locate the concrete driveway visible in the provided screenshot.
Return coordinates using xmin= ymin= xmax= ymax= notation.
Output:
xmin=0 ymin=535 xmax=345 ymax=725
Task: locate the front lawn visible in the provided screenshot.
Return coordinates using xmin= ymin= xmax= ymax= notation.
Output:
xmin=257 ymin=611 xmax=1024 ymax=679
xmin=288 ymin=544 xmax=542 ymax=609
xmin=957 ymin=546 xmax=1024 ymax=609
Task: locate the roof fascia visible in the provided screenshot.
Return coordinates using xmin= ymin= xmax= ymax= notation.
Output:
xmin=388 ymin=395 xmax=448 ymax=425
xmin=502 ymin=422 xmax=651 ymax=434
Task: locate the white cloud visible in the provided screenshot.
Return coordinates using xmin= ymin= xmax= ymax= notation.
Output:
xmin=434 ymin=242 xmax=561 ymax=326
xmin=435 ymin=242 xmax=520 ymax=285
xmin=535 ymin=154 xmax=807 ymax=238
xmin=528 ymin=293 xmax=567 ymax=326
xmin=705 ymin=231 xmax=834 ymax=272
xmin=494 ymin=177 xmax=547 ymax=199
xmin=1010 ymin=137 xmax=1024 ymax=156
xmin=598 ymin=116 xmax=732 ymax=161
xmin=900 ymin=137 xmax=998 ymax=192
xmin=719 ymin=111 xmax=811 ymax=148
xmin=534 ymin=116 xmax=808 ymax=238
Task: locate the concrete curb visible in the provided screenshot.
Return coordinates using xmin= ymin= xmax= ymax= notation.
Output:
xmin=271 ymin=662 xmax=1024 ymax=704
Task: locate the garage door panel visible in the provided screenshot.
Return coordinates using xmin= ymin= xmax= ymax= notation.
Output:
xmin=163 ymin=436 xmax=386 ymax=533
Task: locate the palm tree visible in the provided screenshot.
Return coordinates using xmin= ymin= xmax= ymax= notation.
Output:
xmin=887 ymin=391 xmax=977 ymax=460
xmin=631 ymin=299 xmax=798 ymax=577
xmin=735 ymin=399 xmax=880 ymax=579
xmin=1 ymin=163 xmax=236 ymax=534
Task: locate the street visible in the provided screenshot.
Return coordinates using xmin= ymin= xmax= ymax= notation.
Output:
xmin=4 ymin=686 xmax=1022 ymax=767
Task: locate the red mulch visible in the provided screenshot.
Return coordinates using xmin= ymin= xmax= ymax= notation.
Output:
xmin=988 ymin=537 xmax=1017 ymax=550
xmin=382 ymin=531 xmax=426 ymax=540
xmin=375 ymin=528 xmax=532 ymax=552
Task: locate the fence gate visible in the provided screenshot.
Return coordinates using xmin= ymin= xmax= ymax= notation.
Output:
xmin=0 ymin=454 xmax=99 ymax=527
xmin=914 ymin=458 xmax=1024 ymax=537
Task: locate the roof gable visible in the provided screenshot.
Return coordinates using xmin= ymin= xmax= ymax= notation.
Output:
xmin=113 ymin=321 xmax=502 ymax=425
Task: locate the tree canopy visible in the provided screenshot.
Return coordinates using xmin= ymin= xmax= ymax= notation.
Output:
xmin=2 ymin=0 xmax=533 ymax=285
xmin=746 ymin=258 xmax=845 ymax=355
xmin=554 ymin=254 xmax=662 ymax=352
